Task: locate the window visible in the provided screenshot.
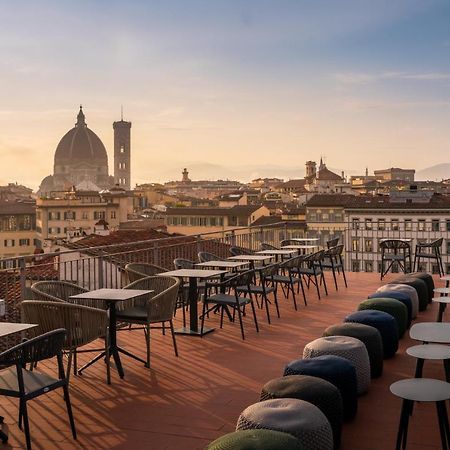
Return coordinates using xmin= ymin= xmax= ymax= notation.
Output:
xmin=120 ymin=144 xmax=125 ymax=154
xmin=351 ymin=238 xmax=360 ymax=251
xmin=309 ymin=212 xmax=317 ymax=222
xmin=322 ymin=213 xmax=329 ymax=221
xmin=64 ymin=211 xmax=76 ymax=220
xmin=118 ymin=162 xmax=126 ymax=170
xmin=391 ymin=219 xmax=399 ymax=231
xmin=404 ymin=219 xmax=412 ymax=231
xmin=82 ymin=212 xmax=89 ymax=220
xmin=447 ymin=264 xmax=450 ymax=275
xmin=364 ymin=261 xmax=373 ymax=272
xmin=418 ymin=219 xmax=426 ymax=231
xmin=48 ymin=227 xmax=61 ymax=235
xmin=378 ymin=219 xmax=385 ymax=231
xmin=352 ymin=218 xmax=360 ymax=230
xmin=94 ymin=211 xmax=106 ymax=220
xmin=432 ymin=219 xmax=440 ymax=232
xmin=364 ymin=238 xmax=373 ymax=252
xmin=365 ymin=219 xmax=372 ymax=230
xmin=352 ymin=260 xmax=360 ymax=272
xmin=19 ymin=239 xmax=30 ymax=246
xmin=447 ymin=220 xmax=450 ymax=232
xmin=447 ymin=240 xmax=450 ymax=255
xmin=48 ymin=211 xmax=61 ymax=220
xmin=111 ymin=211 xmax=116 ymax=219
xmin=4 ymin=239 xmax=15 ymax=247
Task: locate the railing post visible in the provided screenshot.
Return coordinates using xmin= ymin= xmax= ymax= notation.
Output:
xmin=97 ymin=253 xmax=104 ymax=289
xmin=230 ymin=229 xmax=236 ymax=247
xmin=196 ymin=235 xmax=201 ymax=256
xmin=153 ymin=241 xmax=160 ymax=267
xmin=19 ymin=257 xmax=26 ymax=302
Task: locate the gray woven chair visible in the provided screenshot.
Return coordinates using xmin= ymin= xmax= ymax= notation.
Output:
xmin=30 ymin=280 xmax=105 ymax=309
xmin=261 ymin=243 xmax=279 ymax=251
xmin=280 ymin=240 xmax=298 ymax=247
xmin=21 ymin=301 xmax=108 ymax=381
xmin=125 ymin=262 xmax=168 ymax=283
xmin=230 ymin=246 xmax=254 ymax=256
xmin=198 ymin=251 xmax=225 ymax=262
xmin=119 ymin=276 xmax=180 ymax=368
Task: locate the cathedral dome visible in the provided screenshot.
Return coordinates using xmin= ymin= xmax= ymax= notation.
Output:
xmin=54 ymin=106 xmax=108 ymax=163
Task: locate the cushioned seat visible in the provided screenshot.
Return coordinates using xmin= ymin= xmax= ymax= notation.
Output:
xmin=367 ymin=292 xmax=412 ymax=328
xmin=116 ymin=305 xmax=146 ymax=321
xmin=390 ymin=277 xmax=428 ymax=311
xmin=358 ymin=298 xmax=408 ymax=338
xmin=260 ymin=375 xmax=343 ymax=450
xmin=323 ymin=323 xmax=383 ymax=378
xmin=376 ymin=284 xmax=419 ymax=319
xmin=206 ymin=429 xmax=304 ymax=450
xmin=236 ymin=398 xmax=333 ymax=450
xmin=284 ymin=355 xmax=358 ymax=421
xmin=303 ymin=336 xmax=370 ymax=395
xmin=345 ymin=310 xmax=399 ymax=358
xmin=408 ymin=272 xmax=434 ymax=303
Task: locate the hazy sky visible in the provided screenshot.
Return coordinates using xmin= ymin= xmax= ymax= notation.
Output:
xmin=1 ymin=0 xmax=450 ymax=189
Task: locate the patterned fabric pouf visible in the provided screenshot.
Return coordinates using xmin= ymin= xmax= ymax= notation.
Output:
xmin=303 ymin=336 xmax=370 ymax=395
xmin=284 ymin=356 xmax=358 ymax=421
xmin=323 ymin=323 xmax=383 ymax=378
xmin=358 ymin=297 xmax=408 ymax=338
xmin=367 ymin=292 xmax=412 ymax=329
xmin=236 ymin=398 xmax=333 ymax=450
xmin=376 ymin=284 xmax=419 ymax=319
xmin=345 ymin=310 xmax=399 ymax=358
xmin=408 ymin=272 xmax=434 ymax=304
xmin=206 ymin=429 xmax=304 ymax=450
xmin=260 ymin=375 xmax=343 ymax=450
xmin=390 ymin=277 xmax=428 ymax=311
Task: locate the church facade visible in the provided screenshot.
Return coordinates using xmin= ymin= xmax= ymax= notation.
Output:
xmin=38 ymin=106 xmax=131 ymax=195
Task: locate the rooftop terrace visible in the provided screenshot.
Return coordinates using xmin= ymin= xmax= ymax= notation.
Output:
xmin=0 ymin=271 xmax=446 ymax=450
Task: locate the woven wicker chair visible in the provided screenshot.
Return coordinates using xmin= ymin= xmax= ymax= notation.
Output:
xmin=30 ymin=280 xmax=104 ymax=308
xmin=260 ymin=243 xmax=279 ymax=251
xmin=119 ymin=276 xmax=180 ymax=368
xmin=125 ymin=262 xmax=168 ymax=283
xmin=21 ymin=301 xmax=108 ymax=381
xmin=230 ymin=246 xmax=254 ymax=256
xmin=280 ymin=239 xmax=298 ymax=247
xmin=198 ymin=251 xmax=225 ymax=262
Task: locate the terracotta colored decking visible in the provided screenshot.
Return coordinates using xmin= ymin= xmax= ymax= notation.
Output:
xmin=0 ymin=272 xmax=447 ymax=450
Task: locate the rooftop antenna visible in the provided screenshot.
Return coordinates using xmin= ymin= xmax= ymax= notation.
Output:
xmin=121 ymin=105 xmax=123 ymax=121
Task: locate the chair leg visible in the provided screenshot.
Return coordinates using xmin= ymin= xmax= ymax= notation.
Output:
xmin=73 ymin=350 xmax=77 ymax=377
xmin=200 ymin=301 xmax=207 ymax=335
xmin=236 ymin=306 xmax=245 ymax=340
xmin=66 ymin=350 xmax=73 ymax=384
xmin=21 ymin=400 xmax=32 ymax=450
xmin=263 ymin=294 xmax=271 ymax=324
xmin=63 ymin=384 xmax=77 ymax=440
xmin=273 ymin=290 xmax=280 ymax=318
xmin=341 ymin=259 xmax=348 ymax=287
xmin=145 ymin=324 xmax=151 ymax=368
xmin=314 ymin=273 xmax=321 ymax=299
xmin=169 ymin=320 xmax=178 ymax=357
xmin=322 ymin=271 xmax=328 ymax=295
xmin=250 ymin=301 xmax=259 ymax=332
xmin=331 ymin=265 xmax=338 ymax=291
xmin=290 ymin=282 xmax=298 ymax=311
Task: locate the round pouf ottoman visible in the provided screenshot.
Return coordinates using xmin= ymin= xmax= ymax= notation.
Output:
xmin=408 ymin=272 xmax=434 ymax=303
xmin=323 ymin=323 xmax=383 ymax=378
xmin=206 ymin=429 xmax=304 ymax=450
xmin=367 ymin=292 xmax=412 ymax=328
xmin=390 ymin=276 xmax=428 ymax=311
xmin=236 ymin=399 xmax=333 ymax=450
xmin=260 ymin=375 xmax=343 ymax=450
xmin=358 ymin=298 xmax=408 ymax=338
xmin=345 ymin=310 xmax=399 ymax=358
xmin=284 ymin=356 xmax=358 ymax=421
xmin=303 ymin=336 xmax=370 ymax=395
xmin=377 ymin=284 xmax=419 ymax=319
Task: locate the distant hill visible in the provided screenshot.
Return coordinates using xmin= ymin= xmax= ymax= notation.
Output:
xmin=416 ymin=163 xmax=450 ymax=181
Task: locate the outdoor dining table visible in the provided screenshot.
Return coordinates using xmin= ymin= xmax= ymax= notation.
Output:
xmin=161 ymin=269 xmax=227 ymax=336
xmin=290 ymin=238 xmax=319 ymax=243
xmin=228 ymin=255 xmax=273 ymax=265
xmin=71 ymin=288 xmax=152 ymax=384
xmin=0 ymin=322 xmax=37 ymax=443
xmin=195 ymin=260 xmax=249 ymax=270
xmin=410 ymin=322 xmax=450 ymax=344
xmin=281 ymin=244 xmax=319 ymax=254
xmin=433 ymin=287 xmax=450 ymax=322
xmin=256 ymin=249 xmax=296 ymax=261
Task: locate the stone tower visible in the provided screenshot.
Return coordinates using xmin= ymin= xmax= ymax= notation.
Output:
xmin=113 ymin=111 xmax=132 ymax=190
xmin=305 ymin=161 xmax=317 ymax=178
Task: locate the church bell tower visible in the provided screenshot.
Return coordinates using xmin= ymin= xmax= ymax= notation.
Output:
xmin=113 ymin=109 xmax=131 ymax=190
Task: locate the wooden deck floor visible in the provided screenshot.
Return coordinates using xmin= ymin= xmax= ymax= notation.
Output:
xmin=0 ymin=272 xmax=447 ymax=450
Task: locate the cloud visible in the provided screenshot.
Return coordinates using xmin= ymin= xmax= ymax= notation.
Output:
xmin=334 ymin=71 xmax=450 ymax=85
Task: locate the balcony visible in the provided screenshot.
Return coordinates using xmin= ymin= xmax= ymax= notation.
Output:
xmin=0 ymin=271 xmax=446 ymax=449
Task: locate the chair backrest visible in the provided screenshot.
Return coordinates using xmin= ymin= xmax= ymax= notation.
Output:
xmin=280 ymin=255 xmax=305 ymax=270
xmin=260 ymin=243 xmax=278 ymax=251
xmin=280 ymin=239 xmax=297 ymax=246
xmin=21 ymin=300 xmax=108 ymax=349
xmin=31 ymin=280 xmax=88 ymax=304
xmin=430 ymin=238 xmax=444 ymax=247
xmin=326 ymin=237 xmax=340 ymax=248
xmin=226 ymin=269 xmax=255 ymax=289
xmin=324 ymin=244 xmax=344 ymax=257
xmin=0 ymin=328 xmax=66 ymax=367
xmin=259 ymin=263 xmax=279 ymax=279
xmin=198 ymin=251 xmax=224 ymax=262
xmin=125 ymin=263 xmax=168 ymax=283
xmin=124 ymin=276 xmax=180 ymax=322
xmin=230 ymin=246 xmax=253 ymax=256
xmin=380 ymin=239 xmax=410 ymax=251
xmin=174 ymin=258 xmax=195 ymax=269
xmin=304 ymin=250 xmax=325 ymax=263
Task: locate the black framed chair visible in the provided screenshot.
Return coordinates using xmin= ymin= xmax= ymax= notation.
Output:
xmin=201 ymin=270 xmax=259 ymax=340
xmin=0 ymin=329 xmax=76 ymax=450
xmin=380 ymin=239 xmax=411 ymax=280
xmin=321 ymin=244 xmax=347 ymax=290
xmin=271 ymin=255 xmax=307 ymax=310
xmin=230 ymin=246 xmax=254 ymax=256
xmin=280 ymin=239 xmax=298 ymax=247
xmin=326 ymin=237 xmax=340 ymax=249
xmin=297 ymin=250 xmax=328 ymax=299
xmin=236 ymin=263 xmax=280 ymax=324
xmin=198 ymin=251 xmax=225 ymax=262
xmin=413 ymin=238 xmax=444 ymax=276
xmin=260 ymin=243 xmax=279 ymax=251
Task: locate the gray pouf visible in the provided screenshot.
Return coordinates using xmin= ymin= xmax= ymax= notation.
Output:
xmin=236 ymin=398 xmax=333 ymax=450
xmin=303 ymin=336 xmax=371 ymax=395
xmin=377 ymin=284 xmax=419 ymax=319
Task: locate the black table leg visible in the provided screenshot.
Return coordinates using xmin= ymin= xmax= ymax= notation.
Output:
xmin=415 ymin=358 xmax=425 ymax=378
xmin=436 ymin=401 xmax=450 ymax=450
xmin=396 ymin=399 xmax=411 ymax=450
xmin=438 ymin=303 xmax=447 ymax=322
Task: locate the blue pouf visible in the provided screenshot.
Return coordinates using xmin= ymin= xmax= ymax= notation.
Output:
xmin=345 ymin=310 xmax=399 ymax=358
xmin=368 ymin=291 xmax=412 ymax=328
xmin=284 ymin=355 xmax=358 ymax=421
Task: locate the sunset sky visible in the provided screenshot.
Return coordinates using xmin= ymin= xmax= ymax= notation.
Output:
xmin=1 ymin=0 xmax=450 ymax=189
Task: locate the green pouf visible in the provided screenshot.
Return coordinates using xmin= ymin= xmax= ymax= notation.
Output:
xmin=206 ymin=429 xmax=304 ymax=450
xmin=358 ymin=298 xmax=408 ymax=338
xmin=323 ymin=323 xmax=384 ymax=378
